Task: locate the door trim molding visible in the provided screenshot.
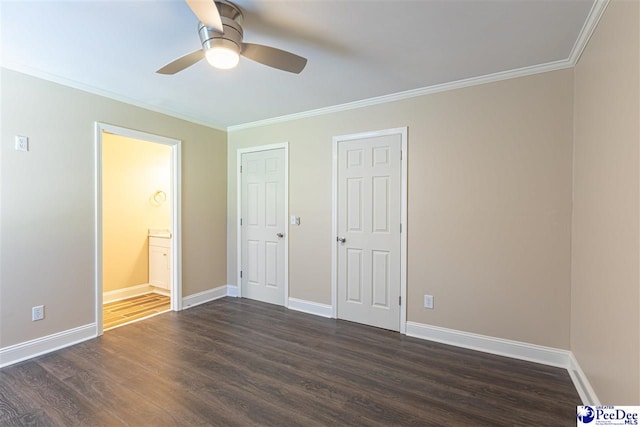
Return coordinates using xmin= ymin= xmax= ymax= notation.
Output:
xmin=94 ymin=122 xmax=182 ymax=336
xmin=236 ymin=143 xmax=289 ymax=307
xmin=331 ymin=127 xmax=408 ymax=333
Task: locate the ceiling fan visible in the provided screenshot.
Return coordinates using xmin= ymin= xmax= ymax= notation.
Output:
xmin=156 ymin=0 xmax=307 ymax=75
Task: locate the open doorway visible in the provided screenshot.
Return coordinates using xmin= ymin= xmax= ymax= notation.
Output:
xmin=95 ymin=123 xmax=182 ymax=335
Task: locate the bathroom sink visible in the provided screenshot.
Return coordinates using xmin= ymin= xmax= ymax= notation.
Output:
xmin=148 ymin=229 xmax=171 ymax=238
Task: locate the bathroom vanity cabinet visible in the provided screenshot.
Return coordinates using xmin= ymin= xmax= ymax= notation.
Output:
xmin=149 ymin=235 xmax=171 ymax=290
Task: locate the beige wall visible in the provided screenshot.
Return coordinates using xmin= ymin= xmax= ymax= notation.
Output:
xmin=228 ymin=69 xmax=574 ymax=349
xmin=0 ymin=69 xmax=227 ymax=348
xmin=102 ymin=133 xmax=171 ymax=292
xmin=572 ymin=0 xmax=640 ymax=405
xmin=3 ymin=1 xmax=637 ymax=404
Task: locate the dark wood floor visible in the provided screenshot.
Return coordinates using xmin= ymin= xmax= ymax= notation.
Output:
xmin=0 ymin=297 xmax=580 ymax=426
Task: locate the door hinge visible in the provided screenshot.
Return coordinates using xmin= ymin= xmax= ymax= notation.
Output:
xmin=240 ymin=165 xmax=243 ymax=173
xmin=240 ymin=270 xmax=243 ymax=278
xmin=399 ymin=296 xmax=401 ymax=306
xmin=240 ymin=218 xmax=243 ymax=226
xmin=400 ymin=223 xmax=402 ymax=233
xmin=400 ymin=150 xmax=403 ymax=161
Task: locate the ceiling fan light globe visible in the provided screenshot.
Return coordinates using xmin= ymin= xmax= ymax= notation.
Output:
xmin=205 ymin=46 xmax=240 ymax=70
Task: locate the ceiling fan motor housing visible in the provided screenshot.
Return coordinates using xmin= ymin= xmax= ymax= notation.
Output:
xmin=198 ymin=1 xmax=243 ymax=54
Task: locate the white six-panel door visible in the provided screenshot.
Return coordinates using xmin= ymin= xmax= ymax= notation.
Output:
xmin=336 ymin=133 xmax=402 ymax=331
xmin=241 ymin=149 xmax=286 ymax=305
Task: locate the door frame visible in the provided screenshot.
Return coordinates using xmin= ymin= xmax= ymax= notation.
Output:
xmin=236 ymin=143 xmax=289 ymax=307
xmin=331 ymin=127 xmax=408 ymax=333
xmin=94 ymin=122 xmax=182 ymax=336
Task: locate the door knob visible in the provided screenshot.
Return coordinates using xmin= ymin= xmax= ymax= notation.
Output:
xmin=276 ymin=233 xmax=284 ymax=238
xmin=337 ymin=237 xmax=346 ymax=244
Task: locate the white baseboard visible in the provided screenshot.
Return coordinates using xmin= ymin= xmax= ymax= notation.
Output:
xmin=288 ymin=297 xmax=333 ymax=318
xmin=152 ymin=288 xmax=171 ymax=297
xmin=568 ymin=352 xmax=601 ymax=405
xmin=182 ymin=285 xmax=228 ymax=309
xmin=103 ymin=283 xmax=154 ymax=303
xmin=0 ymin=323 xmax=96 ymax=368
xmin=405 ymin=321 xmax=571 ymax=369
xmin=0 ymin=295 xmax=598 ymax=405
xmin=191 ymin=290 xmax=599 ymax=404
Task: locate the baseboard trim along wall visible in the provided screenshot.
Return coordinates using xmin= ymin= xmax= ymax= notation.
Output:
xmin=103 ymin=283 xmax=155 ymax=304
xmin=0 ymin=323 xmax=96 ymax=368
xmin=405 ymin=321 xmax=598 ymax=404
xmin=182 ymin=285 xmax=228 ymax=309
xmin=568 ymin=352 xmax=601 ymax=405
xmin=0 ymin=285 xmax=231 ymax=368
xmin=0 ymin=290 xmax=599 ymax=405
xmin=288 ymin=297 xmax=333 ymax=318
xmin=225 ymin=296 xmax=598 ymax=404
xmin=406 ymin=321 xmax=570 ymax=367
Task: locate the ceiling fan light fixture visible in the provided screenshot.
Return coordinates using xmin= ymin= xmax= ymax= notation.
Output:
xmin=205 ymin=40 xmax=240 ymax=70
xmin=157 ymin=1 xmax=308 ymax=75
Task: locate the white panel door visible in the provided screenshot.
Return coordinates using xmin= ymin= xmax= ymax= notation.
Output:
xmin=337 ymin=134 xmax=401 ymax=331
xmin=241 ymin=149 xmax=286 ymax=305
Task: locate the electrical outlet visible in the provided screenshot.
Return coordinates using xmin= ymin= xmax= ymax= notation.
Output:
xmin=15 ymin=135 xmax=29 ymax=152
xmin=424 ymin=295 xmax=434 ymax=309
xmin=32 ymin=305 xmax=44 ymax=321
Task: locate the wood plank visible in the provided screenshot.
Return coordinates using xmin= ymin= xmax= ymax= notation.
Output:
xmin=0 ymin=298 xmax=580 ymax=426
xmin=103 ymin=293 xmax=170 ymax=329
xmin=0 ymin=361 xmax=121 ymax=426
xmin=104 ymin=293 xmax=165 ymax=310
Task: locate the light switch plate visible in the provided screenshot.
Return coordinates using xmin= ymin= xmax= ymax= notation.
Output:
xmin=15 ymin=135 xmax=29 ymax=152
xmin=424 ymin=295 xmax=434 ymax=309
xmin=32 ymin=305 xmax=44 ymax=321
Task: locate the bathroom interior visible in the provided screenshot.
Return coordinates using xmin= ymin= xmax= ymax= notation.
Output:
xmin=102 ymin=132 xmax=172 ymax=330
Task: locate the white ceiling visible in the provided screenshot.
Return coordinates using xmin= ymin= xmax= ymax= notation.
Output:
xmin=1 ymin=0 xmax=596 ymax=129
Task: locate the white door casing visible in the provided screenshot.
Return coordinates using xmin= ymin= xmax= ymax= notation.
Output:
xmin=239 ymin=146 xmax=287 ymax=306
xmin=332 ymin=128 xmax=407 ymax=332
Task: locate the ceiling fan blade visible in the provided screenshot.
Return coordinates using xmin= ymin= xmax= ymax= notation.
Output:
xmin=186 ymin=0 xmax=224 ymax=33
xmin=241 ymin=43 xmax=307 ymax=74
xmin=156 ymin=50 xmax=205 ymax=75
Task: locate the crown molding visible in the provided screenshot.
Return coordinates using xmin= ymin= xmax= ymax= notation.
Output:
xmin=568 ymin=0 xmax=610 ymax=65
xmin=228 ymin=59 xmax=574 ymax=132
xmin=0 ymin=63 xmax=227 ymax=131
xmin=228 ymin=0 xmax=609 ymax=132
xmin=3 ymin=0 xmax=608 ymax=134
